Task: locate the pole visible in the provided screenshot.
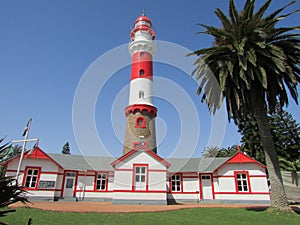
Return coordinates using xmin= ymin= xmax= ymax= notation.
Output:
xmin=15 ymin=118 xmax=32 ymax=182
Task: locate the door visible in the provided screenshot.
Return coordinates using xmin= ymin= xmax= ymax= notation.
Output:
xmin=63 ymin=172 xmax=76 ymax=197
xmin=134 ymin=166 xmax=146 ymax=190
xmin=201 ymin=175 xmax=213 ymax=200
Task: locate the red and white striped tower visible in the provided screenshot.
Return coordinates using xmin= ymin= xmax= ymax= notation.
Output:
xmin=123 ymin=14 xmax=157 ymax=155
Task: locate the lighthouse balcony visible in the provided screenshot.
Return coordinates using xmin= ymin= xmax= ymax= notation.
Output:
xmin=129 ymin=39 xmax=156 ymax=56
xmin=125 ymin=104 xmax=157 ymax=118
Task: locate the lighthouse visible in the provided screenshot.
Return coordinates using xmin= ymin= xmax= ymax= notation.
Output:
xmin=123 ymin=14 xmax=157 ymax=155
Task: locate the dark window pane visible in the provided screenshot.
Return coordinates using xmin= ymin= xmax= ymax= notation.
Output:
xmin=136 ymin=167 xmax=140 ymax=173
xmin=135 ymin=175 xmax=140 ymax=182
xmin=141 ymin=167 xmax=146 ymax=173
xmin=33 ymin=170 xmax=38 ymax=175
xmin=141 ymin=175 xmax=145 ymax=182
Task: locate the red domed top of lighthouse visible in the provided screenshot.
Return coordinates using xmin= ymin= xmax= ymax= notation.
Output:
xmin=130 ymin=13 xmax=155 ymax=41
xmin=134 ymin=15 xmax=152 ymax=26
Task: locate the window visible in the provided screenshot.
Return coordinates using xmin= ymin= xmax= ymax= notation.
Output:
xmin=135 ymin=117 xmax=146 ymax=128
xmin=24 ymin=168 xmax=39 ymax=188
xmin=236 ymin=173 xmax=249 ymax=192
xmin=134 ymin=166 xmax=147 ymax=190
xmin=96 ymin=173 xmax=107 ymax=190
xmin=137 ymin=118 xmax=143 ymax=126
xmin=139 ymin=69 xmax=145 ymax=76
xmin=140 ymin=52 xmax=145 ymax=58
xmin=139 ymin=91 xmax=144 ymax=99
xmin=171 ymin=174 xmax=181 ymax=192
xmin=201 ymin=175 xmax=211 ymax=180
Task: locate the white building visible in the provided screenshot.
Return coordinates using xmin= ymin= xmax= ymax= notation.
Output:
xmin=4 ymin=145 xmax=270 ymax=204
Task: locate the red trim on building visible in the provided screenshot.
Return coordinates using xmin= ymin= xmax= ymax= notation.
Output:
xmin=234 ymin=171 xmax=251 ymax=193
xmin=3 ymin=147 xmax=63 ymax=170
xmin=22 ymin=188 xmax=62 ymax=192
xmin=22 ymin=166 xmax=41 ymax=190
xmin=135 ymin=116 xmax=147 ymax=128
xmin=125 ymin=104 xmax=158 ymax=117
xmin=111 ymin=145 xmax=170 ymax=168
xmin=132 ymin=164 xmax=148 ymax=191
xmin=113 ymin=190 xmax=166 ymax=193
xmin=199 ymin=174 xmax=203 ymax=200
xmin=93 ymin=172 xmax=109 ymax=191
xmin=114 ymin=168 xmax=133 ymax=172
xmin=215 ymin=151 xmax=266 ymax=172
xmin=168 ymin=173 xmax=183 ymax=193
xmin=214 ymin=192 xmax=270 ymax=195
xmin=211 ymin=174 xmax=215 ymax=200
xmin=77 ymin=190 xmax=113 ymax=193
xmin=148 ymin=169 xmax=168 ymax=173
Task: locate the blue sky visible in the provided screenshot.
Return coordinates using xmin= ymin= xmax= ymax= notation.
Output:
xmin=1 ymin=0 xmax=299 ymax=158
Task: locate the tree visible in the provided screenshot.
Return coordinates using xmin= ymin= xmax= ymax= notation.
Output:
xmin=202 ymin=146 xmax=221 ymax=157
xmin=0 ymin=137 xmax=28 ymax=217
xmin=238 ymin=104 xmax=300 ymax=164
xmin=189 ymin=0 xmax=300 ymax=210
xmin=61 ymin=142 xmax=71 ymax=155
xmin=217 ymin=145 xmax=239 ymax=157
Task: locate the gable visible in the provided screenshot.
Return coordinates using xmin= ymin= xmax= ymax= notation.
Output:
xmin=111 ymin=146 xmax=170 ymax=168
xmin=215 ymin=151 xmax=266 ymax=172
xmin=4 ymin=147 xmax=63 ymax=169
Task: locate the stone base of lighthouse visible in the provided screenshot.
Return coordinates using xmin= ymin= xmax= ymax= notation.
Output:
xmin=123 ymin=104 xmax=157 ymax=155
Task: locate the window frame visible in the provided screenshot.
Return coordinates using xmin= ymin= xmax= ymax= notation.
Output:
xmin=138 ymin=90 xmax=144 ymax=99
xmin=135 ymin=116 xmax=146 ymax=128
xmin=234 ymin=171 xmax=251 ymax=193
xmin=132 ymin=164 xmax=148 ymax=191
xmin=170 ymin=173 xmax=182 ymax=192
xmin=94 ymin=172 xmax=108 ymax=191
xmin=22 ymin=167 xmax=41 ymax=189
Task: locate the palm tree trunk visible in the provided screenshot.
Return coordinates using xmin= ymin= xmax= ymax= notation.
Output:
xmin=251 ymin=91 xmax=289 ymax=210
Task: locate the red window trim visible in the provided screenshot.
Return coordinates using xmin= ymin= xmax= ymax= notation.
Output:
xmin=234 ymin=171 xmax=251 ymax=193
xmin=94 ymin=171 xmax=109 ymax=192
xmin=169 ymin=173 xmax=183 ymax=193
xmin=135 ymin=116 xmax=146 ymax=128
xmin=132 ymin=164 xmax=149 ymax=191
xmin=22 ymin=166 xmax=41 ymax=190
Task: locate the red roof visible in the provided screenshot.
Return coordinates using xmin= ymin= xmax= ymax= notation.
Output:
xmin=111 ymin=145 xmax=170 ymax=168
xmin=3 ymin=147 xmax=63 ymax=169
xmin=214 ymin=150 xmax=266 ymax=172
xmin=135 ymin=15 xmax=152 ymax=26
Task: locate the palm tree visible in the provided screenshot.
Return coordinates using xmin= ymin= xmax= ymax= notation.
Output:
xmin=189 ymin=0 xmax=300 ymax=210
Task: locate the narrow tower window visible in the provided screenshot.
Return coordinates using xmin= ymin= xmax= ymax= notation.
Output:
xmin=136 ymin=117 xmax=146 ymax=128
xmin=139 ymin=91 xmax=144 ymax=99
xmin=140 ymin=52 xmax=145 ymax=58
xmin=139 ymin=69 xmax=145 ymax=76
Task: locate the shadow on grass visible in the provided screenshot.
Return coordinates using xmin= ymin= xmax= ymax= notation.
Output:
xmin=246 ymin=206 xmax=268 ymax=212
xmin=246 ymin=206 xmax=300 ymax=214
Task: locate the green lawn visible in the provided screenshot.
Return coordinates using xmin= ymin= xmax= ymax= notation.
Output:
xmin=0 ymin=207 xmax=299 ymax=225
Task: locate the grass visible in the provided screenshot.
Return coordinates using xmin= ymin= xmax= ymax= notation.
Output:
xmin=0 ymin=207 xmax=299 ymax=225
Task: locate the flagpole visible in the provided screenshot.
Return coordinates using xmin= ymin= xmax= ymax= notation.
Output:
xmin=16 ymin=118 xmax=32 ymax=182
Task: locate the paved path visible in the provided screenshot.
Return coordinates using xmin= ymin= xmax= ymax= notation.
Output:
xmin=10 ymin=202 xmax=270 ymax=213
